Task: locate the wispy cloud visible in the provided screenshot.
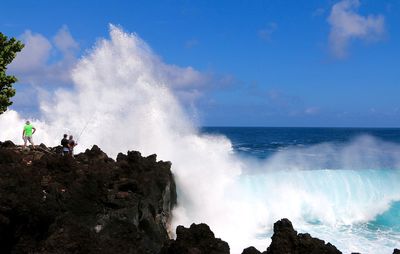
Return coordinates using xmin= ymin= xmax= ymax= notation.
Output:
xmin=312 ymin=8 xmax=326 ymax=17
xmin=258 ymin=22 xmax=278 ymax=42
xmin=53 ymin=25 xmax=79 ymax=57
xmin=148 ymin=56 xmax=234 ymax=106
xmin=9 ymin=25 xmax=80 ymax=86
xmin=185 ymin=38 xmax=199 ymax=49
xmin=304 ymin=107 xmax=320 ymax=115
xmin=9 ymin=31 xmax=52 ymax=75
xmin=241 ymin=82 xmax=321 ymax=117
xmin=328 ymin=0 xmax=385 ymax=58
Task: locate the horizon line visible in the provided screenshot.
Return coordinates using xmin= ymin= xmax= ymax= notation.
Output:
xmin=200 ymin=126 xmax=400 ymax=129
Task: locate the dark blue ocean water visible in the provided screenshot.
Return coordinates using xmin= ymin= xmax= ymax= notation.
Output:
xmin=202 ymin=127 xmax=400 ymax=159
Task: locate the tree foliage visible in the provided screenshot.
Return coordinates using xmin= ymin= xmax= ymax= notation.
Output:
xmin=0 ymin=32 xmax=24 ymax=114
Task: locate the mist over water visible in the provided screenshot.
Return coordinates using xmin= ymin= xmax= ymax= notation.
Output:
xmin=1 ymin=26 xmax=399 ymax=253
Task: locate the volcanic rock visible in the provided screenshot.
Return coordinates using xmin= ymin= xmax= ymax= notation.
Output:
xmin=0 ymin=142 xmax=176 ymax=254
xmin=242 ymin=246 xmax=263 ymax=254
xmin=160 ymin=223 xmax=230 ymax=254
xmin=265 ymin=218 xmax=341 ymax=254
xmin=1 ymin=140 xmax=16 ymax=148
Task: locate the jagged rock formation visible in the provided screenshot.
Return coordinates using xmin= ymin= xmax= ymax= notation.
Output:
xmin=0 ymin=141 xmax=176 ymax=254
xmin=242 ymin=246 xmax=263 ymax=254
xmin=160 ymin=223 xmax=230 ymax=254
xmin=393 ymin=249 xmax=400 ymax=254
xmin=240 ymin=218 xmax=341 ymax=254
xmin=265 ymin=218 xmax=341 ymax=254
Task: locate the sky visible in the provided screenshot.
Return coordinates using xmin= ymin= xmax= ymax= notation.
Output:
xmin=1 ymin=0 xmax=400 ymax=127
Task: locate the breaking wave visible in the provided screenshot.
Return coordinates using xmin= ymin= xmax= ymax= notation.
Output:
xmin=1 ymin=25 xmax=399 ymax=253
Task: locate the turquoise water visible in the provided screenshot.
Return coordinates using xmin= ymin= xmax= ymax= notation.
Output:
xmin=370 ymin=201 xmax=400 ymax=231
xmin=202 ymin=127 xmax=400 ymax=253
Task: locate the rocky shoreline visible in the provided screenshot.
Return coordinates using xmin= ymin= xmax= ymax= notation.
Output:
xmin=0 ymin=141 xmax=398 ymax=254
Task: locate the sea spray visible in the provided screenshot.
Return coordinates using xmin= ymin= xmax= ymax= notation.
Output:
xmin=1 ymin=25 xmax=400 ymax=253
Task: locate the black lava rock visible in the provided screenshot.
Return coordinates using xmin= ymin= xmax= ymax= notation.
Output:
xmin=0 ymin=142 xmax=176 ymax=254
xmin=160 ymin=223 xmax=230 ymax=254
xmin=265 ymin=218 xmax=342 ymax=254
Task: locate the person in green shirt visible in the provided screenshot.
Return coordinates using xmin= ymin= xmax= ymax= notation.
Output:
xmin=22 ymin=121 xmax=36 ymax=149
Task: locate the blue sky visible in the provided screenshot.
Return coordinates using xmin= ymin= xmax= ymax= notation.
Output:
xmin=1 ymin=0 xmax=400 ymax=127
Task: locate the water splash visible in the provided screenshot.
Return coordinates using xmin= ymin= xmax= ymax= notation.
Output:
xmin=1 ymin=25 xmax=399 ymax=253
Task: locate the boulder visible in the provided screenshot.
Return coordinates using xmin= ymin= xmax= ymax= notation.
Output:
xmin=242 ymin=246 xmax=263 ymax=254
xmin=160 ymin=223 xmax=230 ymax=254
xmin=1 ymin=140 xmax=15 ymax=148
xmin=266 ymin=218 xmax=342 ymax=254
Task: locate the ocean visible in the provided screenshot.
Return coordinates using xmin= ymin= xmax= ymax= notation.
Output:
xmin=201 ymin=127 xmax=400 ymax=253
xmin=202 ymin=127 xmax=400 ymax=159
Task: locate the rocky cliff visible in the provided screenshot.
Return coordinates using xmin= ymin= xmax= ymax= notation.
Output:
xmin=0 ymin=141 xmax=176 ymax=254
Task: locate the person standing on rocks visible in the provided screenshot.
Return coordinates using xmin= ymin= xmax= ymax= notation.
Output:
xmin=22 ymin=121 xmax=36 ymax=149
xmin=61 ymin=134 xmax=70 ymax=156
xmin=68 ymin=135 xmax=77 ymax=156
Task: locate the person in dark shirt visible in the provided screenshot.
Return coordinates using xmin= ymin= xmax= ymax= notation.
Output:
xmin=61 ymin=134 xmax=69 ymax=156
xmin=68 ymin=135 xmax=77 ymax=156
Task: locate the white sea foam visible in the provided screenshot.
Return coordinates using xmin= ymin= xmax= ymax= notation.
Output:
xmin=1 ymin=25 xmax=400 ymax=254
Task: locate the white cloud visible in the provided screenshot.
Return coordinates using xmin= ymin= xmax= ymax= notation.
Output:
xmin=161 ymin=65 xmax=208 ymax=89
xmin=53 ymin=25 xmax=79 ymax=55
xmin=9 ymin=26 xmax=79 ymax=86
xmin=9 ymin=31 xmax=52 ymax=74
xmin=153 ymin=63 xmax=212 ymax=105
xmin=328 ymin=0 xmax=385 ymax=58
